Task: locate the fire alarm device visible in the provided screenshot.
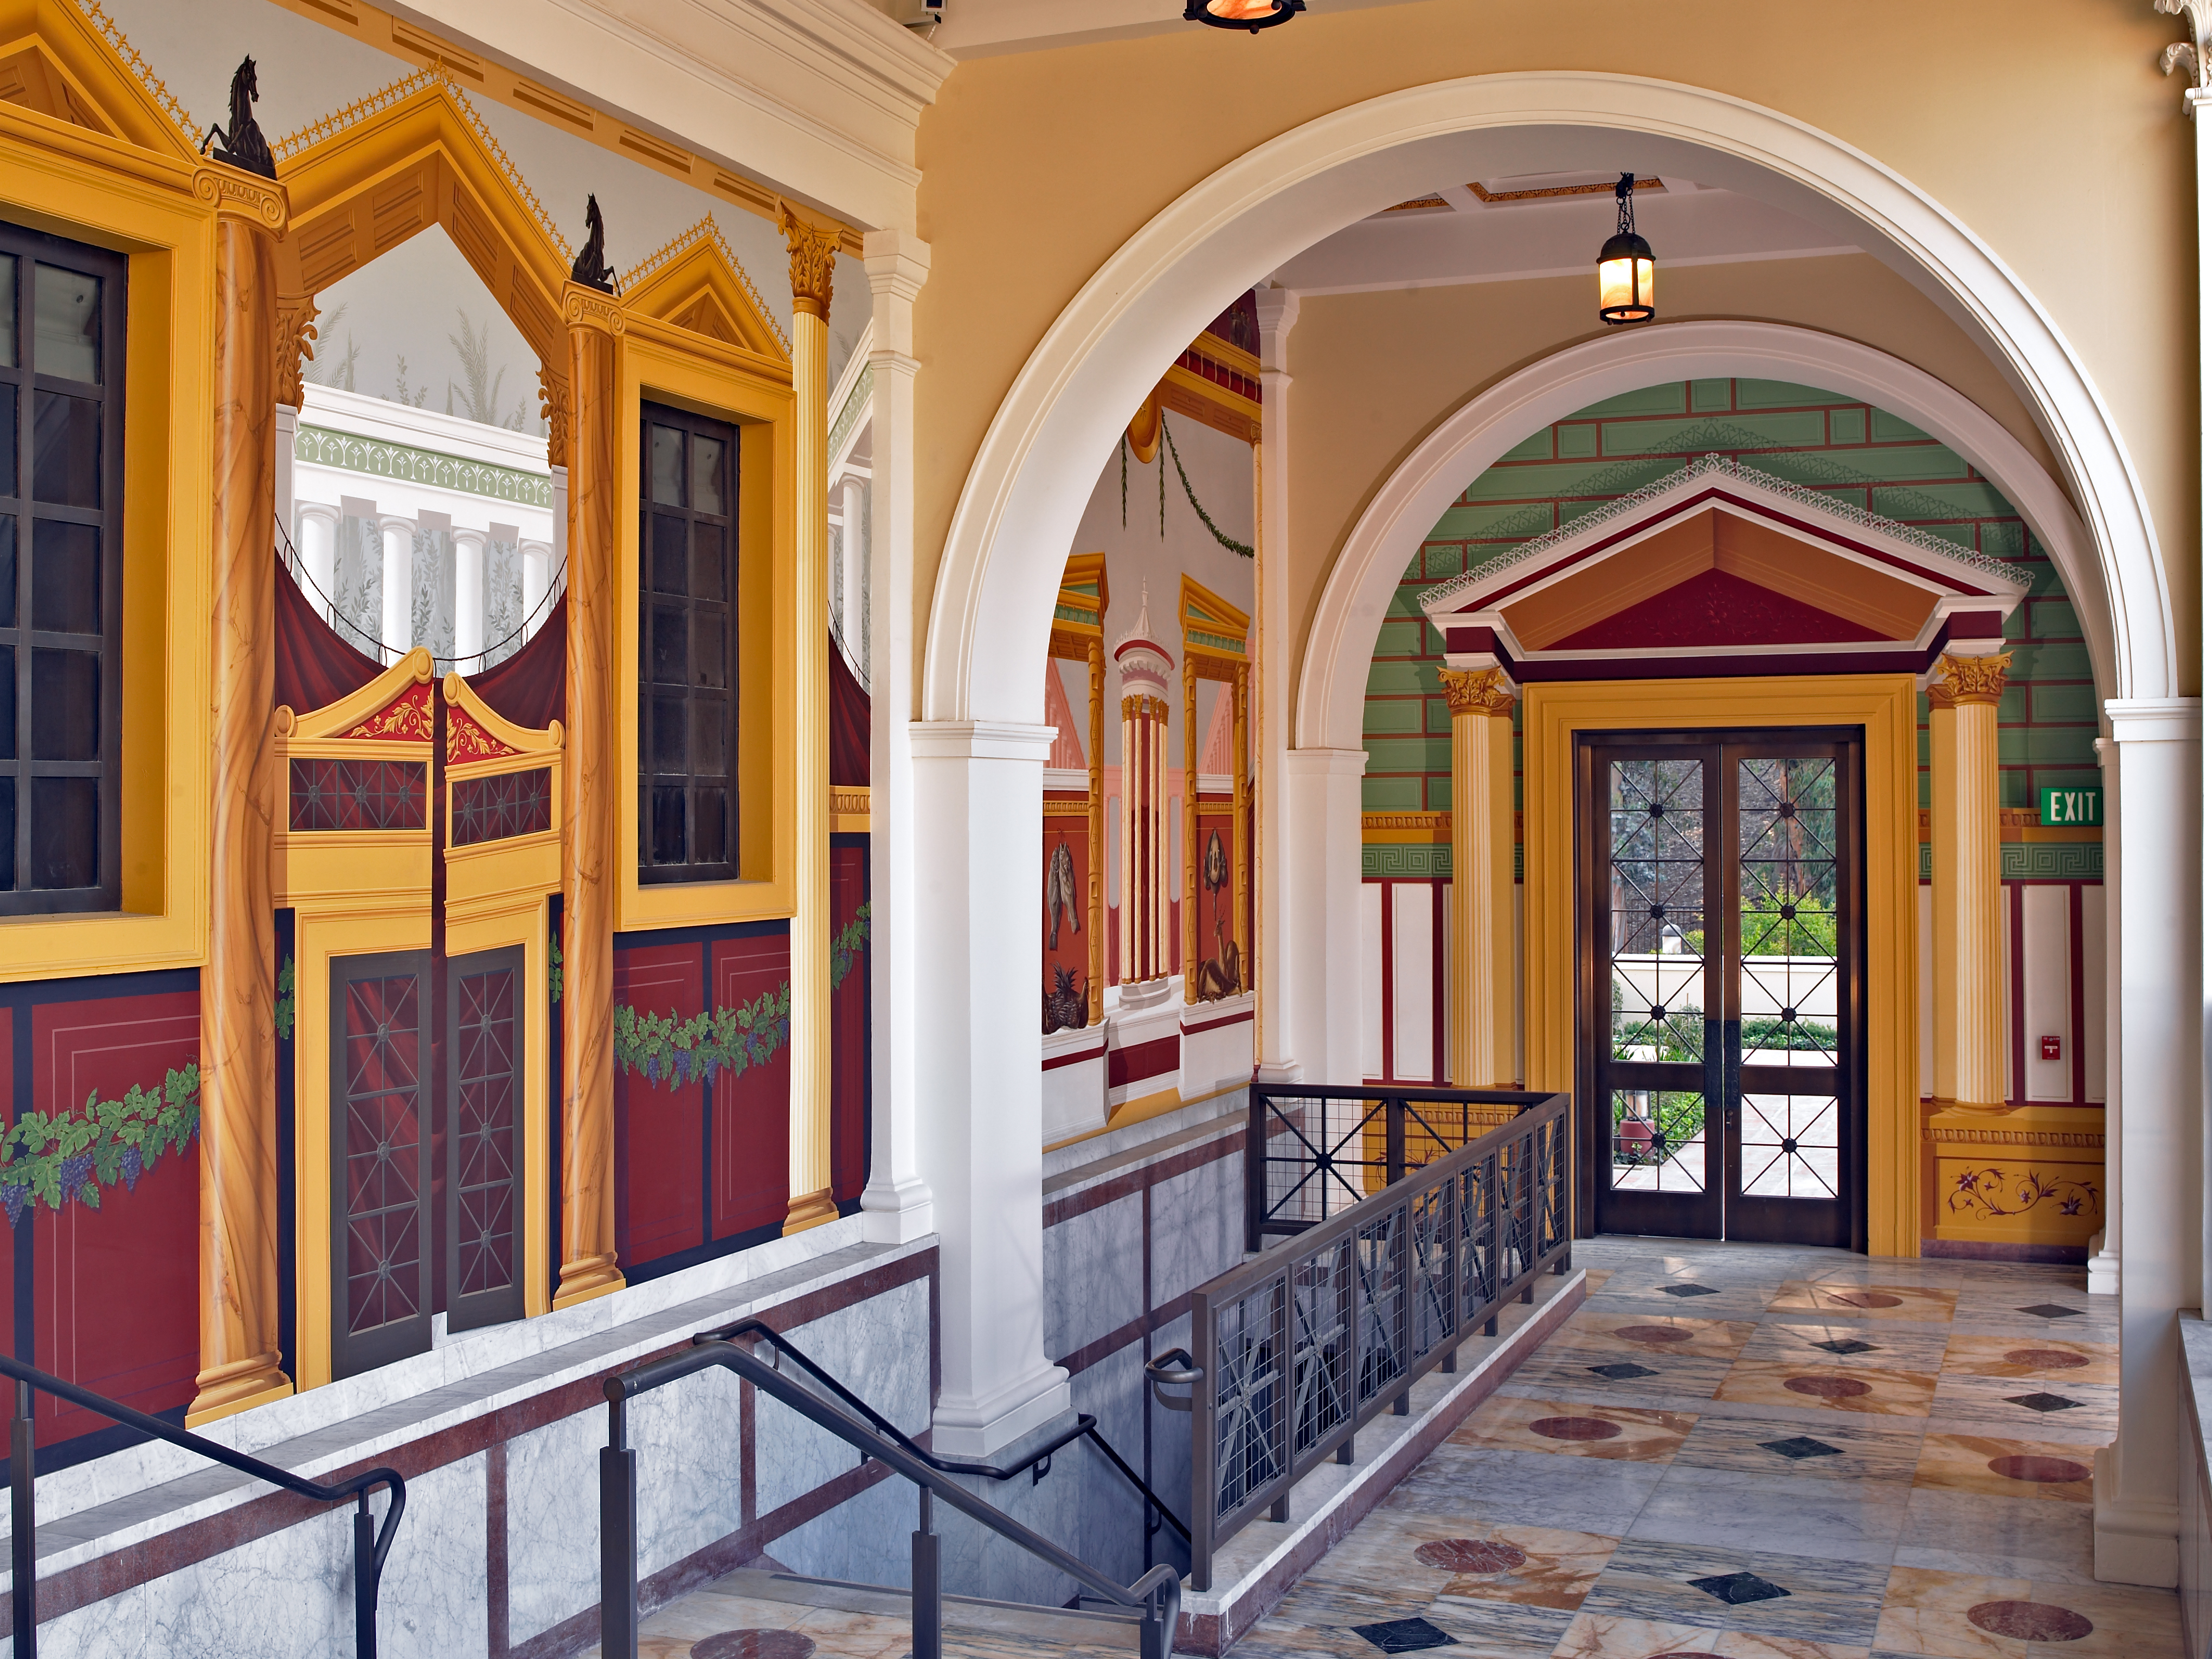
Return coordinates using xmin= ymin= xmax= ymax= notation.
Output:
xmin=2040 ymin=1035 xmax=2062 ymax=1061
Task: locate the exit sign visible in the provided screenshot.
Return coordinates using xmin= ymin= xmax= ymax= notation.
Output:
xmin=2040 ymin=786 xmax=2103 ymax=827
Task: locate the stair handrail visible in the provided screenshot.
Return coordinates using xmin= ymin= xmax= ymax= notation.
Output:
xmin=0 ymin=1351 xmax=405 ymax=1659
xmin=693 ymin=1317 xmax=1189 ymax=1539
xmin=602 ymin=1339 xmax=1184 ymax=1659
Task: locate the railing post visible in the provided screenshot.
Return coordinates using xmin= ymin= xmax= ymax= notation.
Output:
xmin=1385 ymin=1094 xmax=1405 ymax=1187
xmin=600 ymin=1393 xmax=639 ymax=1658
xmin=12 ymin=1379 xmax=34 ymax=1659
xmin=353 ymin=1491 xmax=377 ymax=1659
xmin=912 ymin=1486 xmax=941 ymax=1659
xmin=1246 ymin=1085 xmax=1265 ymax=1254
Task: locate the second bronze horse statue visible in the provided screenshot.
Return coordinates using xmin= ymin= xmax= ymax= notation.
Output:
xmin=201 ymin=56 xmax=275 ymax=181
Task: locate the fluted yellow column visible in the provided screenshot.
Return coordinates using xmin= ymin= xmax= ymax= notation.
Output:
xmin=554 ymin=285 xmax=625 ymax=1309
xmin=784 ymin=207 xmax=838 ymax=1234
xmin=1439 ymin=667 xmax=1519 ymax=1092
xmin=191 ymin=177 xmax=295 ymax=1427
xmin=1927 ymin=652 xmax=2011 ymax=1111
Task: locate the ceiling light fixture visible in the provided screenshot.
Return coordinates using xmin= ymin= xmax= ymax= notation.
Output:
xmin=1597 ymin=172 xmax=1657 ymax=325
xmin=1184 ymin=0 xmax=1304 ymax=33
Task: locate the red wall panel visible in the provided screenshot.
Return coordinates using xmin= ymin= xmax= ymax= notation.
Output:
xmin=828 ymin=844 xmax=869 ymax=1204
xmin=613 ymin=944 xmax=704 ymax=1268
xmin=1041 ymin=808 xmax=1091 ymax=1025
xmin=711 ymin=933 xmax=791 ymax=1237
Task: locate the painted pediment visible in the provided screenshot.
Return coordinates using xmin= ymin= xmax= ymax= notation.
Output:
xmin=0 ymin=0 xmax=200 ymax=157
xmin=1420 ymin=455 xmax=2031 ymax=680
xmin=622 ymin=218 xmax=789 ymax=366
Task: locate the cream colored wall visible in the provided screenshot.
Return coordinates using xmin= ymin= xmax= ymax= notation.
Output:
xmin=910 ymin=0 xmax=2196 ymax=697
xmin=1283 ymin=253 xmax=2070 ymax=676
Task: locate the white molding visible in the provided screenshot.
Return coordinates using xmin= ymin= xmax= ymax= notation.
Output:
xmin=299 ymin=384 xmax=554 ymax=473
xmin=908 ymin=719 xmax=1056 ymax=762
xmin=921 ymin=72 xmax=2175 ymax=739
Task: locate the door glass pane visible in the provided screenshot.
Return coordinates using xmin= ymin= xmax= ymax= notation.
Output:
xmin=0 ymin=518 xmax=14 ymax=626
xmin=650 ymin=513 xmax=687 ymax=593
xmin=0 ymin=777 xmax=12 ymax=890
xmin=1607 ymin=757 xmax=1707 ymax=1066
xmin=33 ymin=263 xmax=98 ymax=383
xmin=690 ymin=433 xmax=724 ymax=514
xmin=1740 ymin=1092 xmax=1841 ymax=1198
xmin=31 ymin=390 xmax=98 ymax=505
xmin=342 ymin=974 xmax=425 ymax=1337
xmin=1737 ymin=758 xmax=1840 ymax=1068
xmin=0 ymin=255 xmax=15 ymax=366
xmin=0 ymin=386 xmax=15 ymax=497
xmin=28 ymin=776 xmax=95 ymax=889
xmin=30 ymin=519 xmax=97 ymax=631
xmin=1611 ymin=1089 xmax=1708 ymax=1192
xmin=649 ymin=424 xmax=684 ymax=505
xmin=691 ymin=523 xmax=725 ymax=600
xmin=453 ymin=967 xmax=519 ymax=1301
xmin=29 ymin=647 xmax=97 ymax=759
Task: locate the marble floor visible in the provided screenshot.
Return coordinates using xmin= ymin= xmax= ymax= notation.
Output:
xmin=586 ymin=1239 xmax=2178 ymax=1659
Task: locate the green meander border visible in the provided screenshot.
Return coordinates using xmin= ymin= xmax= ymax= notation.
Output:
xmin=1360 ymin=841 xmax=2102 ymax=881
xmin=296 ymin=426 xmax=555 ymax=510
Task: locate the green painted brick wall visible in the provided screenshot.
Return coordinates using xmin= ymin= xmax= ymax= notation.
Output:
xmin=1361 ymin=378 xmax=2100 ymax=824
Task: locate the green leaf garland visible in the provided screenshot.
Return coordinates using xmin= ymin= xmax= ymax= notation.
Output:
xmin=0 ymin=1063 xmax=201 ymax=1223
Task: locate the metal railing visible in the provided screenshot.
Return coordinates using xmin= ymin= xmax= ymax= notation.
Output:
xmin=1178 ymin=1089 xmax=1570 ymax=1590
xmin=602 ymin=1332 xmax=1184 ymax=1659
xmin=696 ymin=1319 xmax=1187 ymax=1540
xmin=1246 ymin=1083 xmax=1564 ymax=1251
xmin=2 ymin=1353 xmax=405 ymax=1658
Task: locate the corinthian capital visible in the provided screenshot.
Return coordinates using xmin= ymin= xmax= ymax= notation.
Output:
xmin=782 ymin=204 xmax=839 ymax=320
xmin=1929 ymin=652 xmax=2012 ymax=708
xmin=1438 ymin=666 xmax=1518 ymax=717
xmin=2158 ymin=0 xmax=2212 ymax=95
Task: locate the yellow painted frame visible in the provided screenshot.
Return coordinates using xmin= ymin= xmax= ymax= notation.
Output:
xmin=274 ymin=653 xmax=436 ymax=1390
xmin=0 ymin=97 xmax=216 ymax=980
xmin=1522 ymin=674 xmax=1921 ymax=1257
xmin=614 ymin=322 xmax=799 ymax=930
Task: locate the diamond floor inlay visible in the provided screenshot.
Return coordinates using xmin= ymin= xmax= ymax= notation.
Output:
xmin=1688 ymin=1571 xmax=1790 ymax=1605
xmin=1658 ymin=1283 xmax=1719 ymax=1297
xmin=1758 ymin=1435 xmax=1843 ymax=1459
xmin=2018 ymin=1302 xmax=2085 ymax=1319
xmin=1586 ymin=1361 xmax=1659 ymax=1380
xmin=2004 ymin=1390 xmax=2084 ymax=1412
xmin=1349 ymin=1615 xmax=1456 ymax=1652
xmin=1810 ymin=1336 xmax=1876 ymax=1355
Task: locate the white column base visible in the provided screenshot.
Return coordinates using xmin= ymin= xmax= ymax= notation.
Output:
xmin=1253 ymin=1060 xmax=1303 ymax=1085
xmin=859 ymin=1178 xmax=935 ymax=1245
xmin=2094 ymin=1444 xmax=2182 ymax=1587
xmin=2086 ymin=1229 xmax=2119 ymax=1297
xmin=931 ymin=1361 xmax=1073 ymax=1459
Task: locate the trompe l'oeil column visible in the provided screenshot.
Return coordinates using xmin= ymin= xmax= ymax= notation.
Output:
xmin=1438 ymin=665 xmax=1519 ymax=1094
xmin=1926 ymin=651 xmax=2010 ymax=1113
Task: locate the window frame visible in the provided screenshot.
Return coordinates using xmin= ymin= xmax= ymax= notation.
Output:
xmin=0 ymin=218 xmax=127 ymax=915
xmin=636 ymin=398 xmax=741 ymax=884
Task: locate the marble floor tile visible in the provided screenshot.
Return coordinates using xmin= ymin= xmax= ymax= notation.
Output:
xmin=1549 ymin=1610 xmax=1873 ymax=1657
xmin=1553 ymin=1307 xmax=1763 ymax=1362
xmin=1715 ymin=1359 xmax=1940 ymax=1417
xmin=1237 ymin=1599 xmax=1577 ymax=1658
xmin=1909 ymin=1434 xmax=2095 ymax=1504
xmin=1448 ymin=1393 xmax=1697 ymax=1462
xmin=1670 ymin=1412 xmax=1926 ymax=1483
xmin=1872 ymin=1564 xmax=2182 ymax=1658
xmin=1382 ymin=1444 xmax=1668 ymax=1535
xmin=1890 ymin=1488 xmax=2096 ymax=1583
xmin=1924 ymin=1376 xmax=2116 ymax=1443
xmin=1769 ymin=1282 xmax=1959 ymax=1323
xmin=1625 ymin=1464 xmax=1912 ymax=1566
xmin=1297 ymin=1512 xmax=1619 ymax=1612
xmin=1513 ymin=1345 xmax=1738 ymax=1403
xmin=1938 ymin=1332 xmax=2117 ymax=1387
xmin=1575 ymin=1538 xmax=1889 ymax=1645
xmin=1738 ymin=1321 xmax=1953 ymax=1374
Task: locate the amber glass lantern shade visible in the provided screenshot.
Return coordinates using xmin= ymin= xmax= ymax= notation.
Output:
xmin=1184 ymin=0 xmax=1305 ymax=31
xmin=1597 ymin=172 xmax=1657 ymax=325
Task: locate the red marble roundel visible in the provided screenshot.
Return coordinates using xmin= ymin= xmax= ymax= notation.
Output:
xmin=1414 ymin=1538 xmax=1528 ymax=1573
xmin=1527 ymin=1416 xmax=1623 ymax=1441
xmin=1987 ymin=1454 xmax=2092 ymax=1484
xmin=1966 ymin=1599 xmax=2094 ymax=1641
xmin=2005 ymin=1347 xmax=2090 ymax=1369
xmin=1784 ymin=1374 xmax=1872 ymax=1399
xmin=691 ymin=1633 xmax=819 ymax=1659
xmin=1821 ymin=1290 xmax=1904 ymax=1308
xmin=1613 ymin=1324 xmax=1694 ymax=1345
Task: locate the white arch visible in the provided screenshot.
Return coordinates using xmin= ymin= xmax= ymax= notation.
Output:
xmin=1298 ymin=320 xmax=2117 ymax=750
xmin=923 ymin=71 xmax=2174 ymax=727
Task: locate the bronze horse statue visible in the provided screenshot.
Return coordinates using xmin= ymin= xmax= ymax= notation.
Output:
xmin=571 ymin=194 xmax=617 ymax=293
xmin=200 ymin=56 xmax=275 ymax=181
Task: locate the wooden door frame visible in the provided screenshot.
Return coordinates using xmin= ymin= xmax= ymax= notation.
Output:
xmin=1525 ymin=675 xmax=1920 ymax=1257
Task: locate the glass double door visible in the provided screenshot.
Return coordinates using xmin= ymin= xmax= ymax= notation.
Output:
xmin=1582 ymin=732 xmax=1864 ymax=1249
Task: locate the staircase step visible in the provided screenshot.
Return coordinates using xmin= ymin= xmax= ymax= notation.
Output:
xmin=711 ymin=1566 xmax=1144 ymax=1648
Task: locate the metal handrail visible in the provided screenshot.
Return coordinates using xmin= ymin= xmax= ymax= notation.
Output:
xmin=602 ymin=1341 xmax=1183 ymax=1659
xmin=695 ymin=1319 xmax=1189 ymax=1540
xmin=1188 ymin=1088 xmax=1572 ymax=1589
xmin=0 ymin=1352 xmax=405 ymax=1658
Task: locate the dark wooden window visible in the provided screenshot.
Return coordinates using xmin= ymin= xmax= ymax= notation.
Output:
xmin=639 ymin=401 xmax=737 ymax=883
xmin=0 ymin=221 xmax=126 ymax=912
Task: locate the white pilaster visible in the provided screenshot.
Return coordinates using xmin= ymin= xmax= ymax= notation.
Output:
xmin=1281 ymin=746 xmax=1368 ymax=1088
xmin=520 ymin=538 xmax=554 ymax=631
xmin=911 ymin=718 xmax=1071 ymax=1457
xmin=1252 ymin=285 xmax=1300 ymax=1078
xmin=453 ymin=526 xmax=488 ymax=664
xmin=295 ymin=503 xmax=339 ymax=625
xmin=839 ymin=470 xmax=868 ymax=665
xmin=378 ymin=515 xmax=414 ymax=663
xmin=2094 ymin=696 xmax=2202 ymax=1589
xmin=274 ymin=403 xmax=297 ymax=542
xmin=859 ymin=229 xmax=934 ymax=1248
xmin=2087 ymin=732 xmax=2121 ymax=1298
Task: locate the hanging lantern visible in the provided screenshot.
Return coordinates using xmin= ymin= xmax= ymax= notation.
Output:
xmin=1184 ymin=0 xmax=1304 ymax=32
xmin=1597 ymin=172 xmax=1657 ymax=325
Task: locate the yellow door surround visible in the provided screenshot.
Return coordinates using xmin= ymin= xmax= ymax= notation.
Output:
xmin=1522 ymin=674 xmax=1921 ymax=1258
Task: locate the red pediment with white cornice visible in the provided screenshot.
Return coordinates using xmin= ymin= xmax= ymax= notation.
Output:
xmin=1420 ymin=456 xmax=2031 ymax=681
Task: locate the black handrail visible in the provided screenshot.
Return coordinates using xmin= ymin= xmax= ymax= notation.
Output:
xmin=0 ymin=1352 xmax=404 ymax=1658
xmin=604 ymin=1341 xmax=1183 ymax=1659
xmin=695 ymin=1318 xmax=1189 ymax=1541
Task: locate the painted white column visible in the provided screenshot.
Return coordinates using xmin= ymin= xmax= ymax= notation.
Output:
xmin=378 ymin=514 xmax=414 ymax=664
xmin=1282 ymin=747 xmax=1368 ymax=1087
xmin=859 ymin=229 xmax=934 ymax=1248
xmin=2087 ymin=732 xmax=2121 ymax=1297
xmin=1252 ymin=285 xmax=1300 ymax=1079
xmin=295 ymin=503 xmax=338 ymax=623
xmin=2093 ymin=697 xmax=2202 ymax=1589
xmin=274 ymin=403 xmax=297 ymax=546
xmin=520 ymin=538 xmax=553 ymax=633
xmin=911 ymin=719 xmax=1071 ymax=1456
xmin=453 ymin=526 xmax=487 ymax=665
xmin=839 ymin=470 xmax=867 ymax=665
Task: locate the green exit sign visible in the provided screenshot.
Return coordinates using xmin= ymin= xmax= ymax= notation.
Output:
xmin=2040 ymin=786 xmax=2103 ymax=827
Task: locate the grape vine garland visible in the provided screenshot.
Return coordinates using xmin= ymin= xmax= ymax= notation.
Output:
xmin=0 ymin=1063 xmax=201 ymax=1224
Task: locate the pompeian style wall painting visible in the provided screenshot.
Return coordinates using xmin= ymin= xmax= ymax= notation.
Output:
xmin=0 ymin=0 xmax=871 ymax=1453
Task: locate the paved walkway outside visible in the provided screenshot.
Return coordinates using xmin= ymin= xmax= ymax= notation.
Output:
xmin=593 ymin=1237 xmax=2176 ymax=1659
